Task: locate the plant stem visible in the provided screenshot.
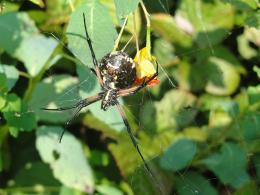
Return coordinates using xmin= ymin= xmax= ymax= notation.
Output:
xmin=140 ymin=0 xmax=151 ymax=59
xmin=68 ymin=0 xmax=75 ymax=11
xmin=113 ymin=15 xmax=129 ymax=52
xmin=133 ymin=11 xmax=140 ymax=61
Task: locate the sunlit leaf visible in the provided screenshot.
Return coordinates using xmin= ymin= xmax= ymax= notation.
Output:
xmin=114 ymin=0 xmax=140 ymax=22
xmin=36 ymin=126 xmax=95 ymax=193
xmin=153 ymin=38 xmax=177 ymax=67
xmin=59 ymin=186 xmax=85 ymax=195
xmin=100 ymin=0 xmax=141 ymax=35
xmin=178 ymin=0 xmax=234 ymax=46
xmin=151 ymin=14 xmax=192 ymax=47
xmin=0 ymin=92 xmax=6 ymax=110
xmin=237 ymin=34 xmax=258 ymax=59
xmin=142 ymin=90 xmax=196 ymax=132
xmin=67 ymin=1 xmax=117 ymax=67
xmin=0 ymin=64 xmax=19 ymax=91
xmin=253 ymin=66 xmax=260 ymax=78
xmin=29 ymin=0 xmax=45 ymax=8
xmin=205 ymin=57 xmax=240 ymax=95
xmin=16 ymin=34 xmax=58 ymax=76
xmin=29 ymin=75 xmax=80 ymax=123
xmin=96 ymin=184 xmax=123 ymax=195
xmin=0 ymin=12 xmax=58 ymax=77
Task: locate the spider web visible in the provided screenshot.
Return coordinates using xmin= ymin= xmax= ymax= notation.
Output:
xmin=0 ymin=0 xmax=259 ymax=194
xmin=117 ymin=1 xmax=259 ymax=195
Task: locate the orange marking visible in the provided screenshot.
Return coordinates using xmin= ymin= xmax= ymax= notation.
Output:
xmin=134 ymin=77 xmax=160 ymax=87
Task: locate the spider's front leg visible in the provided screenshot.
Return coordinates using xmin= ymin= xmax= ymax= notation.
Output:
xmin=41 ymin=93 xmax=103 ymax=142
xmin=115 ymin=101 xmax=163 ymax=194
xmin=83 ymin=13 xmax=103 ymax=87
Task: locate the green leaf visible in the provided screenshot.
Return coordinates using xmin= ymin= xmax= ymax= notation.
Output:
xmin=247 ymin=85 xmax=260 ymax=105
xmin=2 ymin=93 xmax=21 ymax=112
xmin=29 ymin=0 xmax=45 ymax=8
xmin=237 ymin=34 xmax=258 ymax=59
xmin=151 ymin=14 xmax=193 ymax=47
xmin=96 ymin=184 xmax=123 ymax=195
xmin=16 ymin=34 xmax=58 ymax=76
xmin=0 ymin=73 xmax=7 ymax=93
xmin=0 ymin=150 xmax=2 ymax=172
xmin=233 ymin=181 xmax=258 ymax=195
xmin=14 ymin=162 xmax=60 ymax=186
xmin=253 ymin=155 xmax=260 ymax=181
xmin=142 ymin=90 xmax=196 ymax=132
xmin=153 ymin=38 xmax=177 ymax=67
xmin=0 ymin=92 xmax=6 ymax=110
xmin=160 ymin=139 xmax=197 ymax=171
xmin=203 ymin=142 xmax=250 ymax=188
xmin=2 ymin=94 xmax=37 ymax=136
xmin=0 ymin=64 xmax=19 ymax=91
xmin=178 ymin=0 xmax=234 ymax=46
xmin=67 ymin=0 xmax=117 ymax=67
xmin=0 ymin=12 xmax=57 ymax=76
xmin=0 ymin=12 xmax=38 ymax=54
xmin=175 ymin=172 xmax=217 ymax=195
xmin=59 ymin=186 xmax=85 ymax=195
xmin=4 ymin=108 xmax=37 ymax=134
xmin=224 ymin=0 xmax=258 ymax=11
xmin=29 ymin=75 xmax=80 ymax=123
xmin=240 ymin=112 xmax=260 ymax=141
xmin=205 ymin=57 xmax=240 ymax=95
xmin=100 ymin=0 xmax=141 ymax=35
xmin=246 ymin=10 xmax=260 ymax=29
xmin=114 ymin=0 xmax=140 ymax=19
xmin=122 ymin=163 xmax=160 ymax=195
xmin=253 ymin=66 xmax=260 ymax=78
xmin=36 ymin=126 xmax=95 ymax=193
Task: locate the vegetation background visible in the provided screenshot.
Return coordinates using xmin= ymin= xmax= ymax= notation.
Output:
xmin=0 ymin=0 xmax=259 ymax=194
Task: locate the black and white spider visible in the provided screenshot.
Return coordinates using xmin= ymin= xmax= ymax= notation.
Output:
xmin=43 ymin=13 xmax=160 ymax=191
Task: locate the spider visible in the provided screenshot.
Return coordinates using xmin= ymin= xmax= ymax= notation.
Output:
xmin=43 ymin=13 xmax=161 ymax=192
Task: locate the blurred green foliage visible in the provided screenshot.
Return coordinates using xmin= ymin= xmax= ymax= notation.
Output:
xmin=0 ymin=0 xmax=259 ymax=195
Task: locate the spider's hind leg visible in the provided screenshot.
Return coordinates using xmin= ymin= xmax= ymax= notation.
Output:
xmin=42 ymin=93 xmax=103 ymax=142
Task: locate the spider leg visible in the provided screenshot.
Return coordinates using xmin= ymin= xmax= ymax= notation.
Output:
xmin=59 ymin=103 xmax=85 ymax=142
xmin=115 ymin=102 xmax=162 ymax=194
xmin=83 ymin=13 xmax=103 ymax=87
xmin=41 ymin=94 xmax=102 ymax=112
xmin=42 ymin=93 xmax=103 ymax=142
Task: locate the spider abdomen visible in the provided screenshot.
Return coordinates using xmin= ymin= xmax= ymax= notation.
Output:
xmin=99 ymin=51 xmax=136 ymax=90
